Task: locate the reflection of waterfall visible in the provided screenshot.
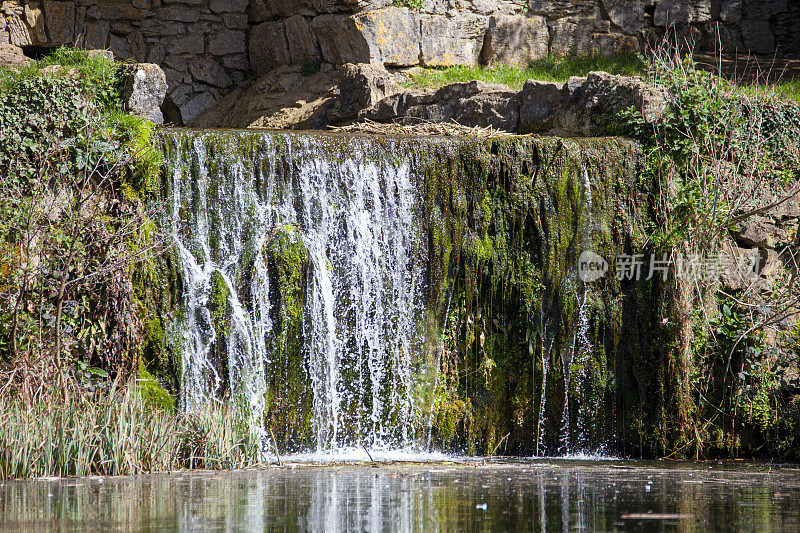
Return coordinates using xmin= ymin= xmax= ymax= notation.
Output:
xmin=165 ymin=131 xmax=425 ymax=451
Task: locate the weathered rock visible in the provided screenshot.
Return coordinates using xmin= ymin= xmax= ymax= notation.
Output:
xmin=357 ymin=7 xmax=421 ymax=67
xmin=6 ymin=15 xmax=32 ymax=46
xmin=527 ymin=0 xmax=600 ymax=19
xmin=284 ymin=15 xmax=320 ymax=64
xmin=367 ymin=80 xmax=521 ymax=131
xmin=44 ymin=1 xmax=76 ymax=45
xmin=601 ymin=0 xmax=646 ymax=33
xmin=732 ymin=217 xmax=776 ymax=248
xmin=717 ymin=0 xmax=742 ymax=21
xmin=311 ymin=14 xmax=371 ymax=64
xmin=189 ymin=57 xmax=232 ymax=88
xmin=653 ymin=0 xmax=712 ymax=27
xmin=331 ymin=62 xmax=401 ymax=121
xmin=180 ymin=91 xmax=218 ymax=125
xmin=84 ymin=20 xmax=110 ymax=49
xmin=549 ymin=18 xmax=610 ymax=57
xmin=24 ymin=2 xmax=48 ymax=44
xmin=190 ymin=64 xmax=341 ymax=129
xmin=209 ymin=0 xmax=248 ymax=13
xmin=0 ymin=43 xmax=30 ymax=68
xmin=480 ymin=15 xmax=549 ymax=67
xmin=250 ymin=20 xmax=291 ymax=76
xmin=123 ymin=63 xmax=168 ymax=124
xmin=740 ymin=19 xmax=774 ymax=54
xmin=719 ymin=239 xmax=762 ymax=291
xmin=518 ymin=79 xmax=564 ymax=133
xmin=591 ymin=32 xmax=639 ymax=56
xmin=420 ymin=14 xmax=488 ymax=67
xmin=208 ymin=30 xmax=246 ymax=55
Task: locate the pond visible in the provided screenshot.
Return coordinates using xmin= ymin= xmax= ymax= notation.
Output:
xmin=1 ymin=458 xmax=798 ymax=531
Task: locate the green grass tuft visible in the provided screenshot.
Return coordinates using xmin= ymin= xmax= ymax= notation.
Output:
xmin=403 ymin=54 xmax=648 ymax=90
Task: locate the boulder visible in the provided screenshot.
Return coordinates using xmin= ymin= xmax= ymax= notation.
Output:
xmin=123 ymin=63 xmax=169 ymax=124
xmin=366 ymin=80 xmax=521 ymax=131
xmin=518 ymin=79 xmax=564 ymax=133
xmin=420 ymin=14 xmax=488 ymax=67
xmin=480 ymin=15 xmax=549 ymax=67
xmin=653 ymin=0 xmax=712 ymax=27
xmin=331 ymin=62 xmax=401 ymax=121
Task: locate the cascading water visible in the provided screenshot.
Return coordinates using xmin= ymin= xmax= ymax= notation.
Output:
xmin=158 ymin=130 xmax=636 ymax=457
xmin=165 ymin=131 xmax=426 ymax=451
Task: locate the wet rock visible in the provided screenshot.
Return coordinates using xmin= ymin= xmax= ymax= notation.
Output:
xmin=480 ymin=14 xmax=549 ymax=67
xmin=123 ymin=63 xmax=168 ymax=124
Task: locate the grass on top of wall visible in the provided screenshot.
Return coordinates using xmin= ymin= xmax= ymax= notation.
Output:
xmin=403 ymin=54 xmax=648 ymax=90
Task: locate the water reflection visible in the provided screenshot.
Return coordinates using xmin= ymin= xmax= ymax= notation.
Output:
xmin=1 ymin=460 xmax=799 ymax=531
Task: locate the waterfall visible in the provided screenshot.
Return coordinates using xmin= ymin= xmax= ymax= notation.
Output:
xmin=164 ymin=131 xmax=426 ymax=451
xmin=158 ymin=131 xmax=633 ymax=457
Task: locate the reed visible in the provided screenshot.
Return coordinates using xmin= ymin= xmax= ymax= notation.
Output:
xmin=0 ymin=386 xmax=262 ymax=479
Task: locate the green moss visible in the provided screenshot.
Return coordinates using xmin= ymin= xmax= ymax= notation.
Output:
xmin=209 ymin=270 xmax=230 ymax=336
xmin=137 ymin=364 xmax=176 ymax=412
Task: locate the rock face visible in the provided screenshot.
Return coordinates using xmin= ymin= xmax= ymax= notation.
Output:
xmin=481 ymin=15 xmax=549 ymax=67
xmin=123 ymin=64 xmax=169 ymax=125
xmin=367 ymin=80 xmax=522 ymax=131
xmin=0 ymin=0 xmax=795 ymax=128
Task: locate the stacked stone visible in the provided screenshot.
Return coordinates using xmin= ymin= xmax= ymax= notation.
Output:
xmin=0 ymin=0 xmax=251 ymax=124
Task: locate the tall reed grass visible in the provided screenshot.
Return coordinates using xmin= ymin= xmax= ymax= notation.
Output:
xmin=0 ymin=386 xmax=262 ymax=479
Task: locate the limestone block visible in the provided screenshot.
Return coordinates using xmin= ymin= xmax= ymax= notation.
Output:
xmin=357 ymin=7 xmax=420 ymax=67
xmin=249 ymin=20 xmax=290 ymax=76
xmin=591 ymin=32 xmax=640 ymax=56
xmin=123 ymin=63 xmax=168 ymax=124
xmin=480 ymin=15 xmax=549 ymax=67
xmin=528 ymin=0 xmax=600 ymax=19
xmin=158 ymin=6 xmax=200 ymax=23
xmin=549 ymin=18 xmax=610 ymax=57
xmin=0 ymin=43 xmax=31 ymax=68
xmin=6 ymin=15 xmax=32 ymax=46
xmin=601 ymin=0 xmax=647 ymax=33
xmin=653 ymin=0 xmax=712 ymax=27
xmin=166 ymin=33 xmax=205 ymax=55
xmin=420 ymin=14 xmax=488 ymax=67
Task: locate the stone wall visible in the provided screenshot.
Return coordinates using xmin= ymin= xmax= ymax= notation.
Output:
xmin=0 ymin=0 xmax=250 ymax=124
xmin=1 ymin=0 xmax=797 ymax=124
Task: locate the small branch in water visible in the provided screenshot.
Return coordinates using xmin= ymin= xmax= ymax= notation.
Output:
xmin=269 ymin=428 xmax=282 ymax=466
xmin=362 ymin=444 xmax=374 ymax=462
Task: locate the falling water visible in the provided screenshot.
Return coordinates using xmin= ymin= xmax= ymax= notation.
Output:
xmin=164 ymin=131 xmax=426 ymax=451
